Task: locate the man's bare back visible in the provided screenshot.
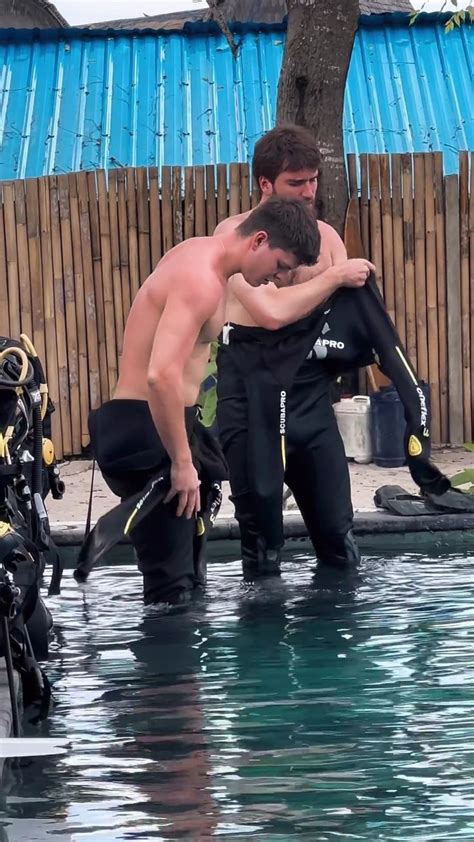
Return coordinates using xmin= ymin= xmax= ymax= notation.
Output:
xmin=115 ymin=237 xmax=227 ymax=407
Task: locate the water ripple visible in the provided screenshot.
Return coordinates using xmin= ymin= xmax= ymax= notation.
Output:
xmin=1 ymin=552 xmax=474 ymax=839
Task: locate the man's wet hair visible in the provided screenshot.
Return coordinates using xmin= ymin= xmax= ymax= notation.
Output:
xmin=253 ymin=124 xmax=322 ymax=187
xmin=236 ymin=196 xmax=321 ymax=266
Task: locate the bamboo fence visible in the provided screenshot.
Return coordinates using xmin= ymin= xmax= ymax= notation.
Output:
xmin=0 ymin=154 xmax=472 ymax=456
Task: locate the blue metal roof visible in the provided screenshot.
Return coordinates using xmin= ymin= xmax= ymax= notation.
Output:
xmin=345 ymin=15 xmax=474 ymax=167
xmin=0 ymin=15 xmax=472 ymax=180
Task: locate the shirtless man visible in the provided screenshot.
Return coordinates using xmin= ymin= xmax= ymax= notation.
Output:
xmin=88 ymin=196 xmax=319 ymax=605
xmin=215 ymin=125 xmax=375 ymax=577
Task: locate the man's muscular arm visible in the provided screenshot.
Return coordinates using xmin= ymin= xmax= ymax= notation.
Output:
xmin=228 ymin=258 xmax=374 ymax=330
xmin=216 ymin=214 xmax=372 ymax=330
xmin=147 ymin=277 xmax=221 ymax=517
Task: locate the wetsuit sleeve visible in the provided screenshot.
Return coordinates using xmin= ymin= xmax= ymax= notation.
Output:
xmin=356 ymin=275 xmax=450 ymax=495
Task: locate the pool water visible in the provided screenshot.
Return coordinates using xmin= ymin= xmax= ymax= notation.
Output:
xmin=1 ymin=551 xmax=474 ymax=840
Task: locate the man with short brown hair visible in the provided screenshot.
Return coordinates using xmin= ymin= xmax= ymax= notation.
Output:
xmin=215 ymin=125 xmax=374 ymax=578
xmin=216 ymin=125 xmax=450 ymax=581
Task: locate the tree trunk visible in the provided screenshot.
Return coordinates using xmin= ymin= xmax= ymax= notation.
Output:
xmin=277 ymin=0 xmax=360 ymax=235
xmin=205 ymin=0 xmax=239 ymax=57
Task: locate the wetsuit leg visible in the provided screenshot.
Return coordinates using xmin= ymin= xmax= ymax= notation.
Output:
xmin=129 ymin=501 xmax=196 ymax=605
xmin=285 ymin=412 xmax=360 ymax=567
xmin=217 ymin=350 xmax=281 ymax=578
xmin=217 ymin=391 xmax=268 ymax=575
xmin=217 ymin=349 xmax=255 ymax=571
xmin=223 ymin=435 xmax=281 ymax=578
xmin=99 ymin=465 xmax=197 ymax=605
xmin=90 ymin=401 xmax=197 ymax=605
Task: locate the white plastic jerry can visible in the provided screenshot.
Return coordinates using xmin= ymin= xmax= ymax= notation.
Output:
xmin=333 ymin=395 xmax=373 ymax=464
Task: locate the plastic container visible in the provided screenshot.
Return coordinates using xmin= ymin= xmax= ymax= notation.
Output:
xmin=370 ymin=383 xmax=431 ymax=468
xmin=334 ymin=396 xmax=373 ymax=464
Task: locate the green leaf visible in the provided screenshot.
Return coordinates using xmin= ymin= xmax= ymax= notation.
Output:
xmin=206 ymin=358 xmax=217 ymax=378
xmin=205 ymin=340 xmax=219 ymax=378
xmin=464 ymin=442 xmax=474 ymax=452
xmin=411 ymin=3 xmax=471 ymax=31
xmin=445 ymin=8 xmax=467 ymax=29
xmin=450 ymin=469 xmax=474 ymax=490
xmin=197 ymin=340 xmax=220 ymax=427
xmin=200 ymin=383 xmax=217 ymax=428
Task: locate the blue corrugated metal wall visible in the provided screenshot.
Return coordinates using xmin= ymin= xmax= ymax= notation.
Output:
xmin=345 ymin=17 xmax=474 ymax=166
xmin=0 ymin=15 xmax=472 ymax=180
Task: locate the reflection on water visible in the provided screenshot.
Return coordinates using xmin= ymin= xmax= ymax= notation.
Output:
xmin=2 ymin=551 xmax=474 ymax=840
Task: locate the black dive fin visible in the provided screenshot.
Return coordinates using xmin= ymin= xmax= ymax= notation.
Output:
xmin=74 ymin=472 xmax=169 ymax=582
xmin=374 ymin=485 xmax=432 ymax=517
xmin=424 ymin=487 xmax=474 ymax=514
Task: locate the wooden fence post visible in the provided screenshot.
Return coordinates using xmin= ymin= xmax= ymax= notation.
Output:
xmin=445 ymin=174 xmax=464 ymax=445
xmin=424 ymin=154 xmax=441 ymax=444
xmin=391 ymin=154 xmax=406 ymax=349
xmin=459 ymin=151 xmax=472 ymax=441
xmin=470 ymin=153 xmax=474 ymax=441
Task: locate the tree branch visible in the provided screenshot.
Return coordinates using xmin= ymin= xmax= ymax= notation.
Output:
xmin=410 ymin=2 xmax=474 ymax=30
xmin=205 ymin=0 xmax=239 ymax=59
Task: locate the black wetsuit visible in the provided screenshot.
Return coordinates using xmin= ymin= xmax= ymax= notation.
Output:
xmin=217 ymin=274 xmax=448 ymax=574
xmin=89 ymin=400 xmax=227 ymax=604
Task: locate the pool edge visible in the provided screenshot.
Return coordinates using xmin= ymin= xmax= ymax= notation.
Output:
xmin=51 ymin=511 xmax=474 ymax=546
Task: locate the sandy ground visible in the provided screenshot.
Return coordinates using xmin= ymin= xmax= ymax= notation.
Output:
xmin=47 ymin=448 xmax=473 ymax=525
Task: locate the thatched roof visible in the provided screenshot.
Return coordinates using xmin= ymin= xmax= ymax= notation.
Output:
xmin=83 ymin=0 xmax=413 ymax=31
xmin=1 ymin=0 xmax=68 ymax=28
xmin=36 ymin=0 xmax=67 ymax=25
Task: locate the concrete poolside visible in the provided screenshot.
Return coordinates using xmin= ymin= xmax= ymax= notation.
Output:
xmin=48 ymin=447 xmax=474 ymax=549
